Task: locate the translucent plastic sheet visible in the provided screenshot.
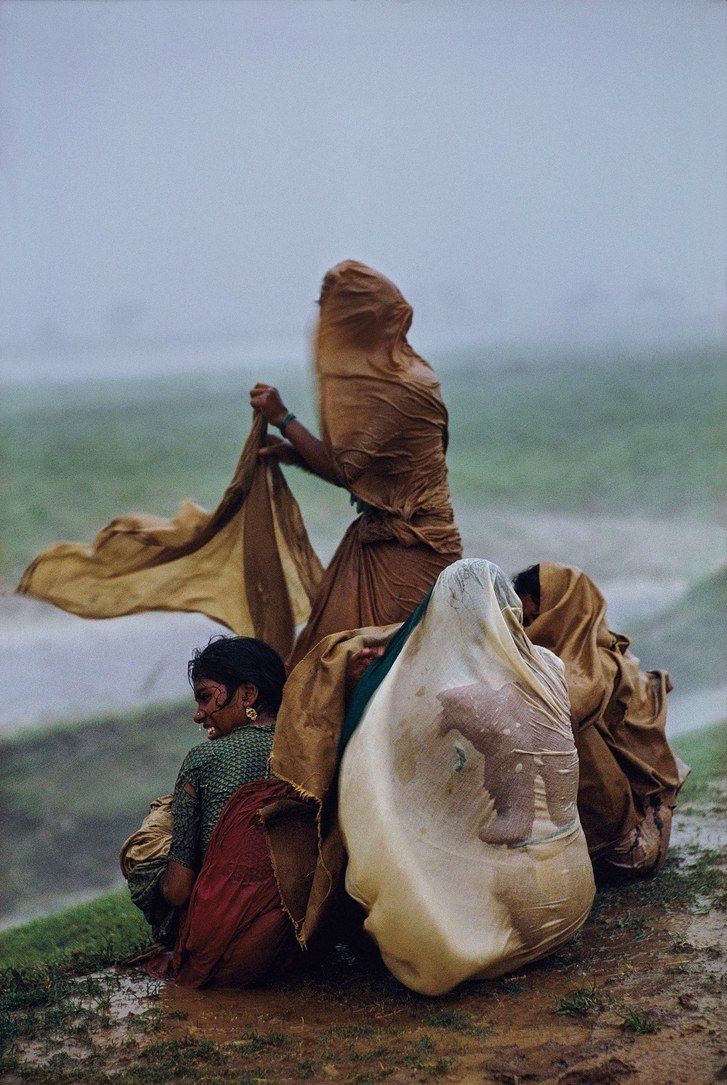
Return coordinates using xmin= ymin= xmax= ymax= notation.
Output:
xmin=339 ymin=558 xmax=595 ymax=995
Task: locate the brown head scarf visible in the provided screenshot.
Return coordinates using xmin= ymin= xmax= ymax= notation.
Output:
xmin=315 ymin=259 xmax=424 ymax=374
xmin=313 ymin=260 xmax=460 ymax=555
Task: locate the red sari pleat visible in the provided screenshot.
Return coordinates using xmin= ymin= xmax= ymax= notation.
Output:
xmin=172 ymin=778 xmax=299 ymax=988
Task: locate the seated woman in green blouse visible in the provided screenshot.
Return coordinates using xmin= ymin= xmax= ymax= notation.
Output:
xmin=129 ymin=635 xmax=301 ymax=988
xmin=161 ymin=636 xmax=285 ymax=910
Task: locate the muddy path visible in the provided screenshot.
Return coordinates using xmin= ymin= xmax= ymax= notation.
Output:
xmin=4 ymin=792 xmax=724 ymax=1084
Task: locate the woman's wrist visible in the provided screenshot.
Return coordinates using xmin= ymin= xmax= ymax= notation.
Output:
xmin=277 ymin=412 xmax=297 ymax=436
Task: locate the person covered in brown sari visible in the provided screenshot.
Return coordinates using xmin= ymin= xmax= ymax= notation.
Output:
xmin=250 ymin=259 xmax=462 ymax=669
xmin=17 ymin=260 xmax=459 ymax=673
xmin=512 ymin=562 xmax=688 ymax=880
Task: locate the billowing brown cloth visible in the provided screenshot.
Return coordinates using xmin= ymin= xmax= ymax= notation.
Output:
xmin=17 ymin=413 xmax=323 ymax=660
xmin=524 ymin=562 xmax=687 ymax=856
xmin=289 ymin=260 xmax=461 ymax=667
xmin=262 ymin=623 xmax=396 ymax=948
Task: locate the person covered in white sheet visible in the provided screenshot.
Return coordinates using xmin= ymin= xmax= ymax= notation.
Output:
xmin=337 ymin=558 xmax=595 ymax=996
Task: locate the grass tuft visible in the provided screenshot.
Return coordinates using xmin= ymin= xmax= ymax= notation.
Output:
xmin=555 ymin=985 xmax=601 ymax=1017
xmin=420 ymin=1008 xmax=471 ymax=1030
xmin=621 ymin=1010 xmax=662 ymax=1034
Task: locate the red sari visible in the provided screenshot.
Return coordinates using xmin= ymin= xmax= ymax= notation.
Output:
xmin=171 ymin=778 xmax=300 ymax=988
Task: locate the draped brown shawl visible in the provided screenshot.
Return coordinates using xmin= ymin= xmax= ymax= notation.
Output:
xmin=289 ymin=261 xmax=461 ymax=666
xmin=525 ymin=562 xmax=687 ymax=855
xmin=17 ymin=413 xmax=323 ymax=661
xmin=18 ymin=262 xmax=460 ymax=669
xmin=261 ymin=623 xmax=396 ymax=948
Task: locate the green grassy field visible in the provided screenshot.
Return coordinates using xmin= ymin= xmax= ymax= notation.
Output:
xmin=0 ymin=702 xmax=195 ymax=920
xmin=2 ymin=343 xmax=723 ymax=576
xmin=0 ymin=890 xmax=148 ymax=974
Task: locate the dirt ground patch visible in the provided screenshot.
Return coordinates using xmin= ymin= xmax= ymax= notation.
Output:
xmin=2 ymin=790 xmax=724 ymax=1085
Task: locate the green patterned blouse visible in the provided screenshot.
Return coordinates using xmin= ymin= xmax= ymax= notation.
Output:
xmin=169 ymin=724 xmax=274 ymax=871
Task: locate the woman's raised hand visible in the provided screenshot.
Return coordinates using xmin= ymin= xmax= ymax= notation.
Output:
xmin=250 ymin=383 xmax=288 ymax=426
xmin=250 ymin=383 xmax=342 ymax=486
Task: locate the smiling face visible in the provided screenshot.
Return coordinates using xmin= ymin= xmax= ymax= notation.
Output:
xmin=192 ymin=678 xmax=256 ymax=740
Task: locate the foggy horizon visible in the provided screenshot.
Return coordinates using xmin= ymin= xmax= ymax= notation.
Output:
xmin=1 ymin=0 xmax=725 ymax=382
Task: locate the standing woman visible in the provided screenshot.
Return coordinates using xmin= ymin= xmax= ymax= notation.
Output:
xmin=251 ymin=260 xmax=462 ymax=669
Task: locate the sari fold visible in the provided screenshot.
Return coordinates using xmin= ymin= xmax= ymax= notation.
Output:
xmin=17 ymin=413 xmax=323 ymax=660
xmin=172 ymin=778 xmax=300 ymax=988
xmin=525 ymin=562 xmax=687 ymax=857
xmin=265 ymin=623 xmax=397 ymax=947
xmin=121 ymin=795 xmax=178 ymax=946
xmin=120 ymin=794 xmax=173 ymax=877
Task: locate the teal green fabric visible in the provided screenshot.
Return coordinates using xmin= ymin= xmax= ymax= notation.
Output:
xmin=350 ymin=494 xmax=377 ymax=516
xmin=338 ymin=589 xmax=432 ymax=758
xmin=126 ymin=858 xmax=179 ymax=947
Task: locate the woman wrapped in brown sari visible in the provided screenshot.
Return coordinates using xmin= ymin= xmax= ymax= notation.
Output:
xmin=18 ymin=260 xmax=460 ymax=671
xmin=512 ymin=562 xmax=688 ymax=880
xmin=251 ymin=260 xmax=462 ymax=669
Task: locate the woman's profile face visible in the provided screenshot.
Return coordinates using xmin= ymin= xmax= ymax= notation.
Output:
xmin=192 ymin=678 xmax=248 ymax=740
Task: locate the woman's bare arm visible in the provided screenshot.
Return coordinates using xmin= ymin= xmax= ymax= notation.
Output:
xmin=250 ymin=383 xmax=344 ymax=486
xmin=161 ymin=860 xmax=196 ymax=908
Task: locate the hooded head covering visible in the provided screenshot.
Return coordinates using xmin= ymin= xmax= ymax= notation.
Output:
xmin=527 ymin=562 xmax=616 ymax=724
xmin=315 ymin=259 xmax=425 ymax=376
xmin=310 ymin=260 xmax=460 ymax=558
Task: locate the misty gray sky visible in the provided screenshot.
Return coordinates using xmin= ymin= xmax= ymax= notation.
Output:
xmin=1 ymin=0 xmax=725 ymax=367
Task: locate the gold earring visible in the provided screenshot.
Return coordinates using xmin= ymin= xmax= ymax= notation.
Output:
xmin=245 ymin=705 xmax=258 ymax=721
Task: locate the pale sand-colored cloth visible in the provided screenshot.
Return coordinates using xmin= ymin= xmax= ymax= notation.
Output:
xmin=262 ymin=624 xmax=396 ymax=948
xmin=525 ymin=563 xmax=688 ymax=862
xmin=17 ymin=414 xmax=323 ymax=660
xmin=338 ymin=559 xmax=595 ymax=995
xmin=288 ymin=261 xmax=461 ymax=668
xmin=120 ymin=795 xmax=173 ymax=877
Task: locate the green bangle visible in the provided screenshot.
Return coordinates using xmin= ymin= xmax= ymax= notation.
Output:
xmin=278 ymin=412 xmax=297 ymax=436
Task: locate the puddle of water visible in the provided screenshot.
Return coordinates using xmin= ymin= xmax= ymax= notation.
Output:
xmin=672 ymin=778 xmax=727 ymax=853
xmin=14 ymin=969 xmax=161 ymax=1069
xmin=82 ymin=969 xmax=163 ymax=1020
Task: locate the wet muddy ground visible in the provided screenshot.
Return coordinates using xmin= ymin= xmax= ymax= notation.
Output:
xmin=2 ymin=787 xmax=724 ymax=1084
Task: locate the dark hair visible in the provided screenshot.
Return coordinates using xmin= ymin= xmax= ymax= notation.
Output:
xmin=188 ymin=636 xmax=287 ymax=715
xmin=512 ymin=564 xmax=540 ymax=607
